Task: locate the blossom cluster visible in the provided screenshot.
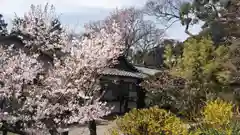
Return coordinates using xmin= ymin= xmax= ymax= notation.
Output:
xmin=12 ymin=4 xmax=68 ymax=55
xmin=0 ymin=4 xmax=125 ymax=133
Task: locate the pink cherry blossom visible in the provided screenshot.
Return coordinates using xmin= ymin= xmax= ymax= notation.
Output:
xmin=1 ymin=4 xmax=125 ymax=134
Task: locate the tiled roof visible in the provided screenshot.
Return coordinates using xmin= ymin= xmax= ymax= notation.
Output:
xmin=102 ymin=68 xmax=146 ymax=78
xmin=134 ymin=66 xmax=162 ymax=76
xmin=101 ymin=66 xmax=162 ymax=79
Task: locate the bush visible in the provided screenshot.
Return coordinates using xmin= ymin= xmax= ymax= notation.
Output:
xmin=189 ymin=121 xmax=240 ymax=135
xmin=188 ymin=99 xmax=238 ymax=135
xmin=106 ymin=99 xmax=239 ymax=135
xmin=202 ymin=98 xmax=233 ymax=127
xmin=190 ymin=128 xmax=231 ymax=135
xmin=108 ymin=106 xmax=188 ymax=135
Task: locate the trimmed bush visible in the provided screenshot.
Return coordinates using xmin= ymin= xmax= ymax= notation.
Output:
xmin=108 ymin=106 xmax=188 ymax=135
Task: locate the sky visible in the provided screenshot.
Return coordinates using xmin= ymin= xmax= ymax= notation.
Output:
xmin=0 ymin=0 xmax=202 ymax=41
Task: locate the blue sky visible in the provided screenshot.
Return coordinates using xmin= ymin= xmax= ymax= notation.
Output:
xmin=0 ymin=0 xmax=202 ymax=41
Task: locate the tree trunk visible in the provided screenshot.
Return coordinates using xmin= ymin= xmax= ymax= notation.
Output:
xmin=88 ymin=120 xmax=97 ymax=135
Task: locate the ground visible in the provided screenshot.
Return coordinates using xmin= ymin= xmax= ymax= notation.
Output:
xmin=69 ymin=120 xmax=116 ymax=135
xmin=3 ymin=120 xmax=116 ymax=135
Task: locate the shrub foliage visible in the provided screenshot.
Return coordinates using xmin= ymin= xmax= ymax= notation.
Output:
xmin=108 ymin=106 xmax=188 ymax=135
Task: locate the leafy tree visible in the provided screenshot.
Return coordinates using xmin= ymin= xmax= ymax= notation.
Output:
xmin=133 ymin=39 xmax=183 ymax=68
xmin=167 ymin=37 xmax=231 ymax=117
xmin=175 ymin=0 xmax=240 ymax=85
xmin=143 ymin=37 xmax=232 ymax=120
xmin=179 ymin=0 xmax=240 ymax=42
xmin=144 ymin=0 xmax=240 ymax=42
xmin=169 ymin=37 xmax=231 ymax=91
xmin=166 ymin=37 xmax=231 ymax=89
xmin=0 ymin=14 xmax=8 ymax=36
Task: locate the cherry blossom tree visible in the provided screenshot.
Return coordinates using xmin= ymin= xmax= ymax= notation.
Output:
xmin=85 ymin=7 xmax=165 ymax=64
xmin=0 ymin=46 xmax=44 ymax=134
xmin=11 ymin=4 xmax=68 ymax=59
xmin=0 ymin=4 xmax=125 ymax=135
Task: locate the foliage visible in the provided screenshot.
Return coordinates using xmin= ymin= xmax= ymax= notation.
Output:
xmin=230 ymin=121 xmax=240 ymax=135
xmin=145 ymin=0 xmax=240 ymax=43
xmin=143 ymin=37 xmax=232 ymax=120
xmin=178 ymin=0 xmax=240 ymax=77
xmin=180 ymin=0 xmax=239 ymax=40
xmin=131 ymin=39 xmax=183 ymax=68
xmin=144 ymin=0 xmax=240 ymax=88
xmin=163 ymin=44 xmax=175 ymax=68
xmin=166 ymin=37 xmax=231 ymax=100
xmin=170 ymin=37 xmax=231 ymax=86
xmin=141 ymin=71 xmax=185 ymax=114
xmin=0 ymin=14 xmax=8 ymax=36
xmin=172 ymin=37 xmax=231 ymax=118
xmin=0 ymin=4 xmax=126 ymax=134
xmin=108 ymin=106 xmax=188 ymax=135
xmin=189 ymin=99 xmax=239 ymax=135
xmin=188 ymin=120 xmax=240 ymax=135
xmin=190 ymin=128 xmax=232 ymax=135
xmin=202 ymin=98 xmax=233 ymax=128
xmin=107 ymin=100 xmax=240 ymax=135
